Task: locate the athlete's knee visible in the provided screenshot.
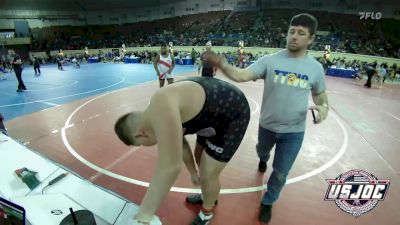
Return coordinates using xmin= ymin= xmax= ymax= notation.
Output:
xmin=199 ymin=172 xmax=220 ymax=186
xmin=272 ymin=169 xmax=288 ymax=183
xmin=199 ymin=166 xmax=221 ymax=182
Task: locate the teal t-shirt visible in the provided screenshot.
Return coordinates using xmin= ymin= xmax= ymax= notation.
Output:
xmin=249 ymin=50 xmax=326 ymax=133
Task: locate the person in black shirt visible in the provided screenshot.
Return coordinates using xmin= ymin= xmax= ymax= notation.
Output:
xmin=364 ymin=64 xmax=377 ymax=88
xmin=195 ymin=42 xmax=219 ymax=170
xmin=198 ymin=41 xmax=217 ymax=77
xmin=33 ymin=57 xmax=41 ymax=76
xmin=57 ymin=49 xmax=64 ymax=70
xmin=8 ymin=49 xmax=26 ymax=92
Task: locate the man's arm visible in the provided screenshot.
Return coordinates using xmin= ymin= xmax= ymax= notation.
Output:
xmin=205 ymin=54 xmax=256 ymax=82
xmin=135 ymin=92 xmax=183 ymax=222
xmin=182 ymin=137 xmax=200 ymax=186
xmin=309 ymin=91 xmax=329 ymax=124
xmin=153 ymin=54 xmax=160 ymax=76
xmin=183 ymin=137 xmax=197 ymax=175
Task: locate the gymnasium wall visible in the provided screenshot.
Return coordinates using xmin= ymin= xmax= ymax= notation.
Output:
xmin=1 ymin=0 xmax=398 ymax=29
xmin=0 ymin=0 xmax=258 ymax=29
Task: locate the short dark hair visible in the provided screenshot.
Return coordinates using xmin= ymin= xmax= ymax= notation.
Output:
xmin=290 ymin=13 xmax=318 ymax=36
xmin=114 ymin=113 xmax=133 ymax=145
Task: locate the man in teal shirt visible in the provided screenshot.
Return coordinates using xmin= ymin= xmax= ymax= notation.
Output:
xmin=202 ymin=13 xmax=329 ymax=223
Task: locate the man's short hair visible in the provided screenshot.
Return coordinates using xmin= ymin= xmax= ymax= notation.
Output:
xmin=114 ymin=113 xmax=133 ymax=145
xmin=290 ymin=13 xmax=318 ymax=36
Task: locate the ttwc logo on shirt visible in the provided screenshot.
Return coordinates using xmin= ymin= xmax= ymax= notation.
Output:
xmin=273 ymin=69 xmax=310 ymax=89
xmin=324 ymin=169 xmax=390 ymax=217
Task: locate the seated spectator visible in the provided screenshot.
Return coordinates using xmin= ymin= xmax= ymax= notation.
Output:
xmin=72 ymin=58 xmax=80 ymax=68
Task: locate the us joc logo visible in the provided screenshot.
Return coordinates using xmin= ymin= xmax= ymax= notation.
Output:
xmin=324 ymin=170 xmax=390 ymax=217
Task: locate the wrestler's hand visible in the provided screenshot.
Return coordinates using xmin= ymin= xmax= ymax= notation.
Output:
xmin=132 ymin=214 xmax=162 ymax=225
xmin=191 ymin=173 xmax=201 ymax=186
xmin=132 ymin=219 xmax=149 ymax=225
xmin=133 ymin=215 xmax=150 ymax=225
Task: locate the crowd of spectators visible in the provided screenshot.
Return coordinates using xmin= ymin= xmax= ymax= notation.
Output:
xmin=28 ymin=9 xmax=400 ymax=59
xmin=2 ymin=8 xmax=399 ymax=84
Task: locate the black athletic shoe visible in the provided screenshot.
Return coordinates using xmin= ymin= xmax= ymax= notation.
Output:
xmin=259 ymin=204 xmax=272 ymax=224
xmin=258 ymin=160 xmax=267 ymax=173
xmin=186 ymin=194 xmax=218 ymax=205
xmin=190 ymin=210 xmax=213 ymax=225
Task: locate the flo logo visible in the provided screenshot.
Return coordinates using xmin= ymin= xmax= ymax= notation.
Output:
xmin=324 ymin=170 xmax=390 ymax=217
xmin=359 ymin=12 xmax=382 ymax=20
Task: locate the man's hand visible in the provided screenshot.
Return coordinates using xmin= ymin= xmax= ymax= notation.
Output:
xmin=133 ymin=214 xmax=151 ymax=224
xmin=133 ymin=219 xmax=149 ymax=225
xmin=308 ymin=104 xmax=328 ymax=124
xmin=202 ymin=52 xmax=255 ymax=82
xmin=202 ymin=52 xmax=226 ymax=68
xmin=190 ymin=173 xmax=201 ymax=186
xmin=131 ymin=214 xmax=162 ymax=225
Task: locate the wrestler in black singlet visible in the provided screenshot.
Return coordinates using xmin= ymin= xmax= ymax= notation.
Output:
xmin=181 ymin=77 xmax=250 ymax=162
